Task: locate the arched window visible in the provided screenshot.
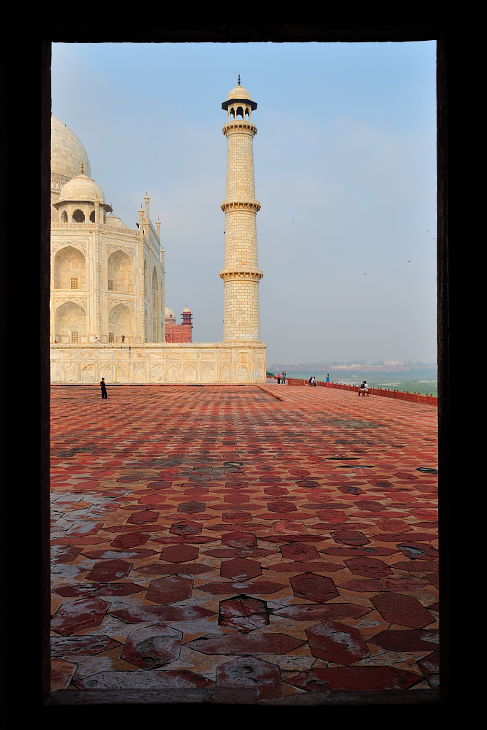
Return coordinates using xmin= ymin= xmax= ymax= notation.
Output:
xmin=109 ymin=303 xmax=133 ymax=343
xmin=61 ymin=210 xmax=68 ymax=223
xmin=107 ymin=250 xmax=133 ymax=293
xmin=54 ymin=301 xmax=87 ymax=343
xmin=72 ymin=209 xmax=85 ymax=223
xmin=152 ymin=268 xmax=159 ymax=341
xmin=53 ymin=246 xmax=86 ymax=290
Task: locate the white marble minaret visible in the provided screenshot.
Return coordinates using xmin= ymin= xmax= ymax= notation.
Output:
xmin=220 ymin=78 xmax=263 ymax=342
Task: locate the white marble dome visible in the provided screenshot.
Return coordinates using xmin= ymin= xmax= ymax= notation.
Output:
xmin=227 ymin=84 xmax=252 ymax=101
xmin=51 ymin=115 xmax=91 ymax=181
xmin=58 ymin=173 xmax=106 ymax=204
xmin=106 ymin=213 xmax=128 ymax=229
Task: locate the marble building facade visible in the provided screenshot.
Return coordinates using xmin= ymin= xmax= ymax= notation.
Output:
xmin=50 ymin=82 xmax=266 ymax=384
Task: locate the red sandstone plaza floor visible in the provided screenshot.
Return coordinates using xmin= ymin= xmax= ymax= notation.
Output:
xmin=49 ymin=382 xmax=439 ymax=704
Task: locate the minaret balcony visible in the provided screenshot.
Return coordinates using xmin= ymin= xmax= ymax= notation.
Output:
xmin=220 ymin=268 xmax=263 ymax=282
xmin=222 ymin=121 xmax=257 ymax=135
xmin=221 ymin=200 xmax=261 ymax=213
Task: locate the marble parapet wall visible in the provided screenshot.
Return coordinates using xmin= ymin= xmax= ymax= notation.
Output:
xmin=50 ymin=342 xmax=266 ymax=384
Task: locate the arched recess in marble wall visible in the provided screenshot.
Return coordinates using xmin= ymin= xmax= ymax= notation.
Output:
xmin=54 ymin=301 xmax=87 ymax=343
xmin=107 ymin=251 xmax=134 ymax=294
xmin=108 ymin=250 xmax=133 ymax=293
xmin=53 ymin=246 xmax=86 ymax=290
xmin=152 ymin=267 xmax=159 ymax=341
xmin=109 ymin=303 xmax=134 ymax=343
xmin=144 ymin=304 xmax=149 ymax=341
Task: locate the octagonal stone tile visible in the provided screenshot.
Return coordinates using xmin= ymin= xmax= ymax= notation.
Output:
xmin=345 ymin=556 xmax=393 ymax=579
xmin=286 ymin=666 xmax=422 ymax=692
xmin=127 ymin=510 xmax=159 ymax=525
xmin=121 ymin=624 xmax=182 ymax=669
xmin=178 ymin=501 xmax=206 ymax=514
xmin=306 ymin=621 xmax=370 ymax=665
xmin=51 ymin=545 xmax=83 ymax=564
xmin=186 ymin=631 xmax=306 ymax=656
xmin=51 ymin=634 xmax=122 ymax=657
xmin=332 ymin=530 xmax=370 ymax=546
xmin=85 ymin=559 xmax=132 ymax=583
xmin=267 ymin=501 xmax=297 ymax=513
xmin=146 ymin=575 xmax=193 ymax=605
xmin=222 ymin=531 xmax=257 ymax=548
xmin=371 ymin=592 xmax=435 ymax=628
xmin=219 ymin=595 xmax=270 ymax=632
xmin=159 ymin=544 xmax=199 ymax=563
xmin=74 ymin=668 xmax=214 ymax=690
xmin=110 ymin=533 xmax=149 ymax=550
xmin=417 ymin=651 xmax=440 ymax=686
xmin=220 ymin=558 xmax=262 ymax=581
xmin=51 ymin=658 xmax=77 ymax=691
xmin=197 ymin=579 xmax=286 ymax=595
xmin=111 ymin=604 xmax=216 ymax=624
xmin=274 ymin=603 xmax=372 ymax=623
xmin=169 ymin=521 xmax=202 ymax=535
xmin=368 ymin=629 xmax=439 ymax=652
xmin=280 ymin=542 xmax=321 ymax=561
xmin=216 ymin=656 xmax=283 ymax=701
xmin=54 ymin=582 xmax=144 ymax=598
xmin=51 ymin=598 xmax=111 ymax=636
xmin=290 ymin=572 xmax=339 ymax=603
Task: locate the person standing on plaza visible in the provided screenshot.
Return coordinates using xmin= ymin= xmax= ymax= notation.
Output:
xmin=326 ymin=373 xmax=330 ymax=388
xmin=100 ymin=378 xmax=108 ymax=399
xmin=282 ymin=371 xmax=286 ymax=384
xmin=277 ymin=373 xmax=281 ymax=384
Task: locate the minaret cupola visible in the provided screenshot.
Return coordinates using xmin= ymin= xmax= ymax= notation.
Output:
xmin=54 ymin=165 xmax=112 ymax=224
xmin=222 ymin=75 xmax=258 ymax=125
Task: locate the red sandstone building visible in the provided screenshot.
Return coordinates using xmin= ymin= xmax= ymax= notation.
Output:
xmin=165 ymin=306 xmax=193 ymax=343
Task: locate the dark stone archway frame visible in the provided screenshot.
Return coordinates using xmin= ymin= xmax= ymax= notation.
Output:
xmin=1 ymin=22 xmax=466 ymax=712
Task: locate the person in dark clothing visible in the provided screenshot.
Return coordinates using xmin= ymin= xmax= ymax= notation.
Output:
xmin=100 ymin=378 xmax=108 ymax=398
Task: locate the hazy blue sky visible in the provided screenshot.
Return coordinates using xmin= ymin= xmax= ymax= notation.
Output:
xmin=51 ymin=41 xmax=437 ymax=365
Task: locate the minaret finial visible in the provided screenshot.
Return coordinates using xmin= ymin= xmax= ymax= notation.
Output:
xmin=81 ymin=162 xmax=84 ymax=174
xmin=238 ymin=74 xmax=241 ymax=85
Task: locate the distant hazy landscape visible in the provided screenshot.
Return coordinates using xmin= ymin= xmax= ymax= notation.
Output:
xmin=268 ymin=363 xmax=438 ymax=396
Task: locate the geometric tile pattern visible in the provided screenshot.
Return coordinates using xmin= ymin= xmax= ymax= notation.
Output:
xmin=50 ymin=383 xmax=439 ymax=700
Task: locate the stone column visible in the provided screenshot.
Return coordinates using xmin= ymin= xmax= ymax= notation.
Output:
xmin=220 ymin=80 xmax=263 ymax=342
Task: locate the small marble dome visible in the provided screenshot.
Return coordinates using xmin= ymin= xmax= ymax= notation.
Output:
xmin=165 ymin=306 xmax=175 ymax=320
xmin=227 ymin=84 xmax=252 ymax=101
xmin=183 ymin=307 xmax=191 ymax=313
xmin=106 ymin=213 xmax=128 ymax=229
xmin=51 ymin=115 xmax=91 ymax=181
xmin=58 ymin=173 xmax=106 ymax=204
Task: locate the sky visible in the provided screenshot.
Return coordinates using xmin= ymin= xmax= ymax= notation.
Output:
xmin=51 ymin=41 xmax=438 ymax=366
